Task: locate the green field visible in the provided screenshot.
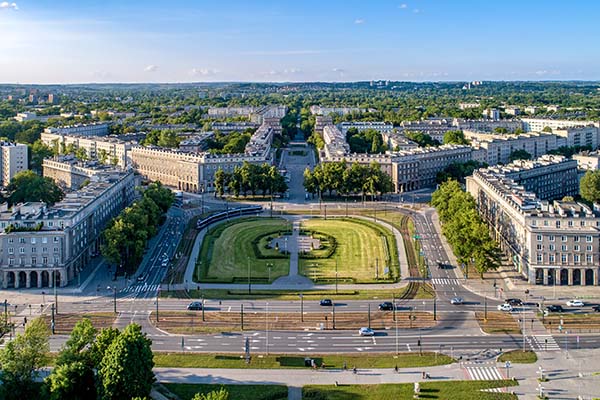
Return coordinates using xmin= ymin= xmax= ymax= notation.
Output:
xmin=162 ymin=383 xmax=288 ymax=400
xmin=497 ymin=350 xmax=537 ymax=364
xmin=299 ymin=218 xmax=399 ymax=283
xmin=303 ymin=381 xmax=518 ymax=400
xmin=196 ymin=217 xmax=290 ymax=283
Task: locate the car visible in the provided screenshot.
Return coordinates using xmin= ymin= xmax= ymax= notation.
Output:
xmin=319 ymin=299 xmax=333 ymax=306
xmin=187 ymin=301 xmax=203 ymax=311
xmin=136 ymin=275 xmax=145 ymax=282
xmin=497 ymin=303 xmax=513 ymax=312
xmin=593 ymin=305 xmax=600 ymax=312
xmin=378 ymin=302 xmax=394 ymax=311
xmin=161 ymin=260 xmax=169 ymax=267
xmin=505 ymin=298 xmax=523 ymax=306
xmin=545 ymin=305 xmax=564 ymax=313
xmin=566 ymin=299 xmax=585 ymax=307
xmin=359 ymin=327 xmax=375 ymax=336
xmin=450 ymin=297 xmax=464 ymax=305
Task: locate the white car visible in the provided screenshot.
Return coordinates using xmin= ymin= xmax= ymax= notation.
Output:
xmin=359 ymin=327 xmax=375 ymax=336
xmin=566 ymin=299 xmax=584 ymax=307
xmin=450 ymin=297 xmax=464 ymax=305
xmin=497 ymin=303 xmax=513 ymax=312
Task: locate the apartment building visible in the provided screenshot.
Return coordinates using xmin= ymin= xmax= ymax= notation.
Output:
xmin=338 ymin=121 xmax=395 ymax=135
xmin=0 ymin=169 xmax=136 ymax=288
xmin=43 ymin=157 xmax=125 ymax=191
xmin=553 ymin=126 xmax=599 ymax=149
xmin=482 ymin=108 xmax=500 ymax=121
xmin=41 ymin=132 xmax=132 ymax=168
xmin=44 ymin=123 xmax=109 ymax=137
xmin=211 ymin=122 xmax=260 ymax=134
xmin=0 ymin=142 xmax=28 ymax=186
xmin=466 ymin=131 xmax=564 ymax=165
xmin=457 ymin=119 xmax=523 ymax=133
xmin=309 ymin=106 xmax=372 ymax=116
xmin=465 ymin=155 xmax=597 ymax=285
xmin=573 ymin=151 xmax=600 ymax=171
xmin=521 ymin=118 xmax=600 ymax=133
xmin=314 ymin=116 xmax=333 ymax=135
xmin=400 ymin=119 xmax=455 ymax=142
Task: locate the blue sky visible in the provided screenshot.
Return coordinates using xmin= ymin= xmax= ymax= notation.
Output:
xmin=1 ymin=0 xmax=599 ymax=83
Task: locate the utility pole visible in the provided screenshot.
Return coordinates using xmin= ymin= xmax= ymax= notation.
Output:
xmin=335 ymin=258 xmax=338 ymax=294
xmin=299 ymin=294 xmax=304 ymax=322
xmin=332 ymin=302 xmax=336 ymax=330
xmin=241 ymin=304 xmax=244 ymax=330
xmin=433 ymin=298 xmax=437 ymax=321
xmin=392 ymin=294 xmax=396 ymax=322
xmin=247 ymin=257 xmax=251 ymax=294
xmin=50 ymin=303 xmax=55 ymax=334
xmin=368 ymin=304 xmax=371 ymax=329
xmin=54 ymin=269 xmax=58 ymax=315
xmin=156 ymin=292 xmax=159 ymax=322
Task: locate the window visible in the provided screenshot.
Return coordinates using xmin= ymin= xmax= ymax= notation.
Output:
xmin=549 ymin=235 xmax=555 ymax=242
xmin=561 ymin=235 xmax=567 ymax=242
xmin=19 ymin=247 xmax=25 ymax=254
xmin=549 ymin=254 xmax=555 ymax=263
xmin=587 ymin=245 xmax=593 ymax=252
xmin=574 ymin=255 xmax=580 ymax=263
xmin=19 ymin=238 xmax=25 ymax=244
xmin=31 ymin=257 xmax=36 ymax=265
xmin=8 ymin=259 xmax=14 ymax=265
xmin=543 ymin=220 xmax=549 ymax=226
xmin=42 ymin=237 xmax=47 ymax=244
xmin=42 ymin=256 xmax=47 ymax=264
xmin=42 ymin=247 xmax=47 ymax=253
xmin=8 ymin=238 xmax=13 ymax=244
xmin=31 ymin=238 xmax=36 ymax=244
xmin=568 ymin=220 xmax=573 ymax=227
xmin=53 ymin=237 xmax=59 ymax=243
xmin=561 ymin=245 xmax=568 ymax=251
xmin=31 ymin=247 xmax=36 ymax=253
xmin=537 ymin=234 xmax=543 ymax=241
xmin=8 ymin=248 xmax=13 ymax=254
xmin=561 ymin=254 xmax=568 ymax=264
xmin=587 ymin=255 xmax=593 ymax=263
xmin=537 ymin=254 xmax=543 ymax=263
xmin=53 ymin=256 xmax=59 ymax=264
xmin=556 ymin=221 xmax=561 ymax=228
xmin=574 ymin=245 xmax=580 ymax=251
xmin=587 ymin=236 xmax=593 ymax=242
xmin=53 ymin=247 xmax=59 ymax=253
xmin=574 ymin=236 xmax=580 ymax=242
xmin=536 ymin=244 xmax=543 ymax=250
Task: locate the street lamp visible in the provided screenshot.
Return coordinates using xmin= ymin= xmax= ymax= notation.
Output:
xmin=335 ymin=258 xmax=338 ymax=295
xmin=247 ymin=257 xmax=251 ymax=295
xmin=266 ymin=263 xmax=273 ymax=283
xmin=107 ymin=286 xmax=117 ymax=314
xmin=265 ymin=302 xmax=269 ymax=355
xmin=299 ymin=293 xmax=304 ymax=322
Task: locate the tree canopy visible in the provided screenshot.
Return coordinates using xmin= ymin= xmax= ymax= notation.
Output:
xmin=6 ymin=170 xmax=64 ymax=206
xmin=508 ymin=149 xmax=532 ymax=162
xmin=215 ymin=162 xmax=287 ymax=197
xmin=442 ymin=130 xmax=470 ymax=145
xmin=580 ymin=170 xmax=600 ymax=204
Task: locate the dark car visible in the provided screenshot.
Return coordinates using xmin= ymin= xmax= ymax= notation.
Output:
xmin=378 ymin=302 xmax=394 ymax=311
xmin=319 ymin=299 xmax=333 ymax=306
xmin=592 ymin=305 xmax=600 ymax=312
xmin=505 ymin=298 xmax=523 ymax=306
xmin=187 ymin=301 xmax=203 ymax=311
xmin=545 ymin=305 xmax=564 ymax=313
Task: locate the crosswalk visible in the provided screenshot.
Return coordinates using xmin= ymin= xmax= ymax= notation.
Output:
xmin=532 ymin=335 xmax=560 ymax=351
xmin=121 ymin=284 xmax=160 ymax=294
xmin=465 ymin=365 xmax=504 ymax=381
xmin=431 ymin=278 xmax=460 ymax=285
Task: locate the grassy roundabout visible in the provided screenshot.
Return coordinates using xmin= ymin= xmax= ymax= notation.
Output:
xmin=299 ymin=217 xmax=399 ymax=283
xmin=196 ymin=217 xmax=290 ymax=283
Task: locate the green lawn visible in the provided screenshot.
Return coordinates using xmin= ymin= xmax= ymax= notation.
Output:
xmin=153 ymin=352 xmax=453 ymax=369
xmin=196 ymin=217 xmax=290 ymax=283
xmin=299 ymin=218 xmax=399 ymax=283
xmin=497 ymin=350 xmax=537 ymax=364
xmin=303 ymin=380 xmax=518 ymax=400
xmin=163 ymin=383 xmax=288 ymax=400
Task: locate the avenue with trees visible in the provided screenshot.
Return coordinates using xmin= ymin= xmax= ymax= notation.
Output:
xmin=303 ymin=160 xmax=393 ymax=199
xmin=101 ymin=182 xmax=174 ymax=276
xmin=431 ymin=180 xmax=501 ymax=277
xmin=214 ymin=162 xmax=288 ymax=197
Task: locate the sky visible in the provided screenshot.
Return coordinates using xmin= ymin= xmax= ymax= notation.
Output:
xmin=1 ymin=0 xmax=599 ymax=84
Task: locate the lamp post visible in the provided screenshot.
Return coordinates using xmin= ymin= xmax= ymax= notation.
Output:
xmin=247 ymin=257 xmax=251 ymax=295
xmin=53 ymin=268 xmax=58 ymax=315
xmin=335 ymin=258 xmax=338 ymax=295
xmin=265 ymin=302 xmax=269 ymax=355
xmin=299 ymin=294 xmax=304 ymax=322
xmin=107 ymin=286 xmax=117 ymax=314
xmin=267 ymin=263 xmax=273 ymax=283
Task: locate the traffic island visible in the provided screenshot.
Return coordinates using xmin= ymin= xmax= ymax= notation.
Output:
xmin=151 ymin=310 xmax=436 ymax=334
xmin=475 ymin=312 xmax=522 ymax=334
xmin=41 ymin=312 xmax=116 ymax=334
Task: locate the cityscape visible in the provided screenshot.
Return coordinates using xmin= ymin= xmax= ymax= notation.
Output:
xmin=1 ymin=1 xmax=600 ymax=400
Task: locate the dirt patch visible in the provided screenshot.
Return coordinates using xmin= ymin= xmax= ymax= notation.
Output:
xmin=42 ymin=312 xmax=116 ymax=334
xmin=475 ymin=311 xmax=521 ymax=334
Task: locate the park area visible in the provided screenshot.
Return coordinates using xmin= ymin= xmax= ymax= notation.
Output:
xmin=299 ymin=218 xmax=399 ymax=283
xmin=196 ymin=217 xmax=290 ymax=283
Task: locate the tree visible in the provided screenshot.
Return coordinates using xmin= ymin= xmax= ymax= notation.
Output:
xmin=442 ymin=130 xmax=469 ymax=145
xmin=29 ymin=139 xmax=54 ymax=173
xmin=6 ymin=170 xmax=64 ymax=205
xmin=142 ymin=181 xmax=174 ymax=213
xmin=580 ymin=170 xmax=600 ymax=204
xmin=0 ymin=318 xmax=50 ymax=400
xmin=46 ymin=361 xmax=96 ymax=400
xmin=214 ymin=168 xmax=227 ymax=197
xmin=404 ymin=131 xmax=439 ymax=147
xmin=157 ymin=130 xmax=180 ymax=148
xmin=98 ymin=149 xmax=109 ymax=164
xmin=99 ymin=324 xmax=155 ymax=400
xmin=192 ymin=388 xmax=230 ymax=400
xmin=542 ymin=126 xmax=553 ymax=132
xmin=508 ymin=149 xmax=532 ymax=162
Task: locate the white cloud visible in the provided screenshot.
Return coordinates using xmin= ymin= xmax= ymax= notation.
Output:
xmin=0 ymin=2 xmax=18 ymax=10
xmin=354 ymin=18 xmax=365 ymax=24
xmin=413 ymin=8 xmax=420 ymax=13
xmin=190 ymin=68 xmax=218 ymax=76
xmin=144 ymin=65 xmax=158 ymax=72
xmin=399 ymin=3 xmax=408 ymax=9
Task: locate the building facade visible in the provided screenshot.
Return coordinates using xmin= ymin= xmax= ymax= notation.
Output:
xmin=465 ymin=155 xmax=596 ymax=285
xmin=0 ymin=142 xmax=28 ymax=186
xmin=41 ymin=132 xmax=132 ymax=168
xmin=521 ymin=118 xmax=600 ymax=133
xmin=0 ymin=169 xmax=136 ymax=288
xmin=44 ymin=123 xmax=109 ymax=137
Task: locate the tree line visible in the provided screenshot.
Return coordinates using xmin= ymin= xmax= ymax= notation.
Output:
xmin=431 ymin=180 xmax=501 ymax=277
xmin=303 ymin=160 xmax=393 ymax=199
xmin=0 ymin=318 xmax=154 ymax=400
xmin=101 ymin=182 xmax=174 ymax=276
xmin=214 ymin=162 xmax=288 ymax=197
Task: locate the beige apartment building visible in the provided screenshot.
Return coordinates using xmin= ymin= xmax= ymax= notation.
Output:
xmin=0 ymin=142 xmax=28 ymax=186
xmin=466 ymin=155 xmax=598 ymax=285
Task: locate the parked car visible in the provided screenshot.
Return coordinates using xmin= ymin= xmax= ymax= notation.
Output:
xmin=187 ymin=301 xmax=203 ymax=311
xmin=359 ymin=327 xmax=375 ymax=336
xmin=319 ymin=299 xmax=333 ymax=307
xmin=592 ymin=305 xmax=600 ymax=312
xmin=566 ymin=299 xmax=585 ymax=307
xmin=545 ymin=305 xmax=564 ymax=313
xmin=497 ymin=303 xmax=513 ymax=312
xmin=450 ymin=297 xmax=464 ymax=305
xmin=505 ymin=298 xmax=523 ymax=306
xmin=136 ymin=275 xmax=145 ymax=282
xmin=378 ymin=302 xmax=394 ymax=311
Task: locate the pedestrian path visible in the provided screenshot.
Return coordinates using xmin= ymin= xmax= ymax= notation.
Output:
xmin=532 ymin=335 xmax=560 ymax=351
xmin=121 ymin=284 xmax=160 ymax=294
xmin=431 ymin=278 xmax=460 ymax=285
